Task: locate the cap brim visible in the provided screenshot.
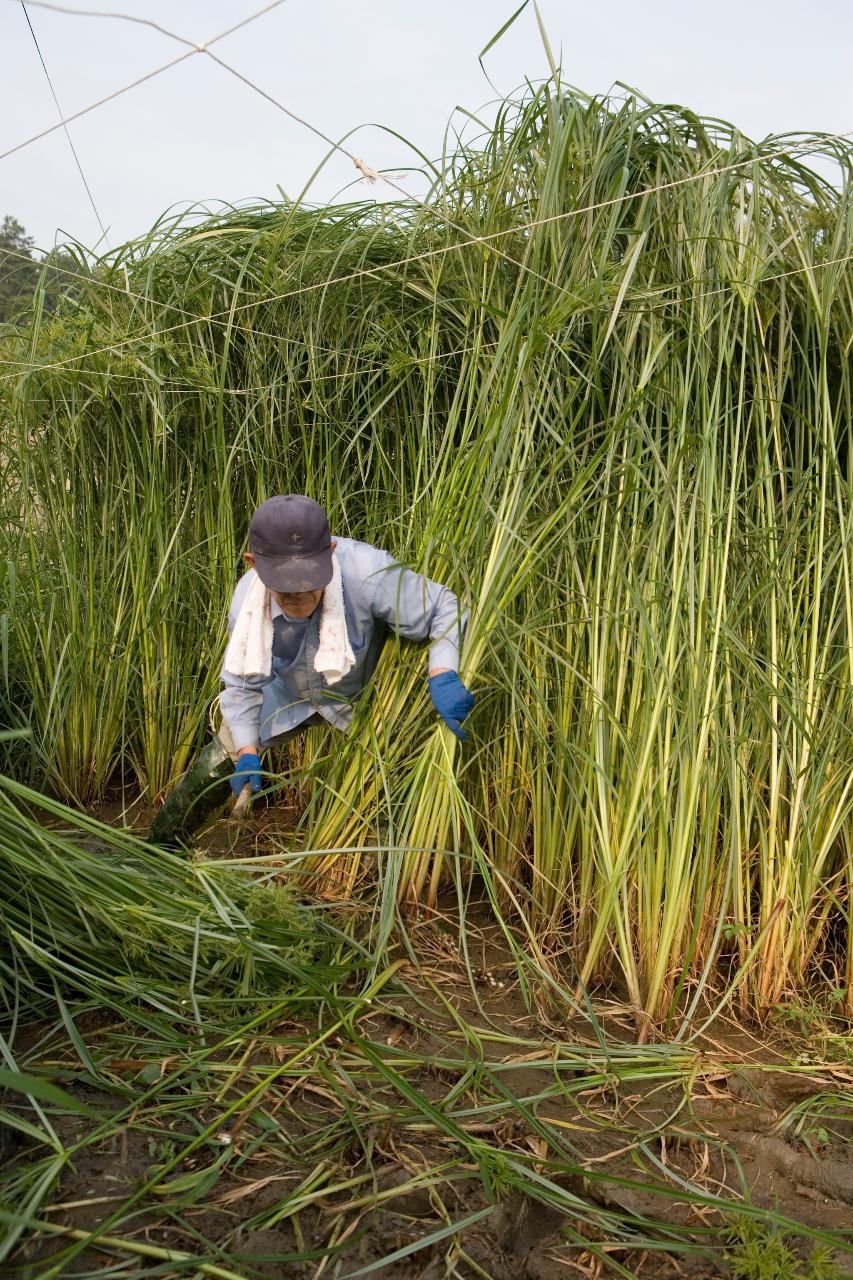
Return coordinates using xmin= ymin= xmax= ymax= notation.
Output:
xmin=253 ymin=550 xmax=334 ymax=593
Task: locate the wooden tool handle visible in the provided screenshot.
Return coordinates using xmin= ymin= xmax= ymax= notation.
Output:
xmin=231 ymin=782 xmax=253 ymax=821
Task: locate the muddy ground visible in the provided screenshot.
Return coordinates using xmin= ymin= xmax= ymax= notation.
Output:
xmin=4 ymin=805 xmax=853 ymax=1278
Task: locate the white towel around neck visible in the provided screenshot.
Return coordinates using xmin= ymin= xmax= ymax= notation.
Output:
xmin=224 ymin=553 xmax=355 ymax=685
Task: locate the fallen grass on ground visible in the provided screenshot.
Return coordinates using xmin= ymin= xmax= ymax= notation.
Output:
xmin=2 ymin=789 xmax=852 ymax=1277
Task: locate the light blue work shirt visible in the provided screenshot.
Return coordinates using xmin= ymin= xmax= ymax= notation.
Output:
xmin=220 ymin=537 xmax=465 ymax=749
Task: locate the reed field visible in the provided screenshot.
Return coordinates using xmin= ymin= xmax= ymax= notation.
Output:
xmin=1 ymin=77 xmax=853 ymax=1276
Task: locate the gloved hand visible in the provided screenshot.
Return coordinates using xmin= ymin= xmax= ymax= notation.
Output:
xmin=229 ymin=752 xmax=262 ymax=798
xmin=428 ymin=672 xmax=474 ymax=741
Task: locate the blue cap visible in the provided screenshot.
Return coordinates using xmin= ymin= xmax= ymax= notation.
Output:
xmin=248 ymin=495 xmax=333 ymax=592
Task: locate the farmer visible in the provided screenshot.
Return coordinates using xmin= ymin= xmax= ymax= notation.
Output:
xmin=151 ymin=495 xmax=473 ymax=843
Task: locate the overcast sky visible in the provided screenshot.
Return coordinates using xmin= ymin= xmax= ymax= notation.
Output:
xmin=3 ymin=0 xmax=851 ymax=254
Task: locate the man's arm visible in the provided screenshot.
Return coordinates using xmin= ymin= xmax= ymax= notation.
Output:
xmin=366 ymin=549 xmax=466 ymax=672
xmin=365 ymin=548 xmax=474 ymax=740
xmin=219 ymin=674 xmax=266 ymax=754
xmin=219 ymin=576 xmax=271 ymax=754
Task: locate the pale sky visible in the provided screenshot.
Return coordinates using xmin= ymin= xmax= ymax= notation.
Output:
xmin=2 ymin=0 xmax=851 ymax=255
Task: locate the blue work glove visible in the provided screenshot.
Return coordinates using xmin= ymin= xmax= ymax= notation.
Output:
xmin=229 ymin=752 xmax=262 ymax=798
xmin=428 ymin=672 xmax=475 ymax=742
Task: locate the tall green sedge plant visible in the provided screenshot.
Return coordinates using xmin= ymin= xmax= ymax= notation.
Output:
xmin=1 ymin=83 xmax=851 ymax=1026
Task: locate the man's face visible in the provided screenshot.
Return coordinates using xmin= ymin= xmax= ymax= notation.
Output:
xmin=274 ymin=587 xmax=324 ymax=618
xmin=242 ymin=547 xmax=334 ymax=618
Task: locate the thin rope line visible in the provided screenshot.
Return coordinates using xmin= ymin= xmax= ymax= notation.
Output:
xmin=2 ymin=253 xmax=851 ymax=386
xmin=2 ymin=252 xmax=850 ymax=391
xmin=205 ymin=50 xmax=595 ymax=315
xmin=20 ymin=1 xmax=109 ymax=245
xmin=3 ymin=0 xmax=850 ymax=371
xmin=205 ymin=51 xmax=351 ymax=161
xmin=2 ymin=2 xmax=851 ymax=380
xmin=15 ymin=0 xmax=290 ymax=48
xmin=3 ymin=3 xmax=845 ymax=360
xmin=0 ymin=48 xmax=194 ymax=162
xmin=8 ymin=9 xmax=593 ymax=326
xmin=2 ymin=133 xmax=849 ymax=385
xmin=15 ymin=0 xmax=206 ymax=46
xmin=0 ymin=0 xmax=288 ymax=162
xmin=203 ymin=50 xmax=853 ymax=336
xmin=2 ymin=203 xmax=847 ymax=379
xmin=0 ymin=239 xmax=406 ymax=363
xmin=641 ymin=250 xmax=853 ymax=312
xmin=0 ymin=340 xmax=481 ymax=388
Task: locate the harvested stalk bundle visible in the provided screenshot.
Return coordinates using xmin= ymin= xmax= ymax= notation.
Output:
xmin=0 ymin=775 xmax=334 ymax=1026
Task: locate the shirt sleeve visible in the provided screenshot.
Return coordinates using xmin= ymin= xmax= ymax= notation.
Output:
xmin=219 ymin=577 xmax=273 ymax=751
xmin=365 ymin=548 xmax=467 ymax=673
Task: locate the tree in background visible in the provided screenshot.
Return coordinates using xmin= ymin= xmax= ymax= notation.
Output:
xmin=0 ymin=215 xmax=87 ymax=324
xmin=0 ymin=216 xmax=40 ymax=323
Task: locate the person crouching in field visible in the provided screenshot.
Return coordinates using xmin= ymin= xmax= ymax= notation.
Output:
xmin=151 ymin=494 xmax=474 ymax=844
